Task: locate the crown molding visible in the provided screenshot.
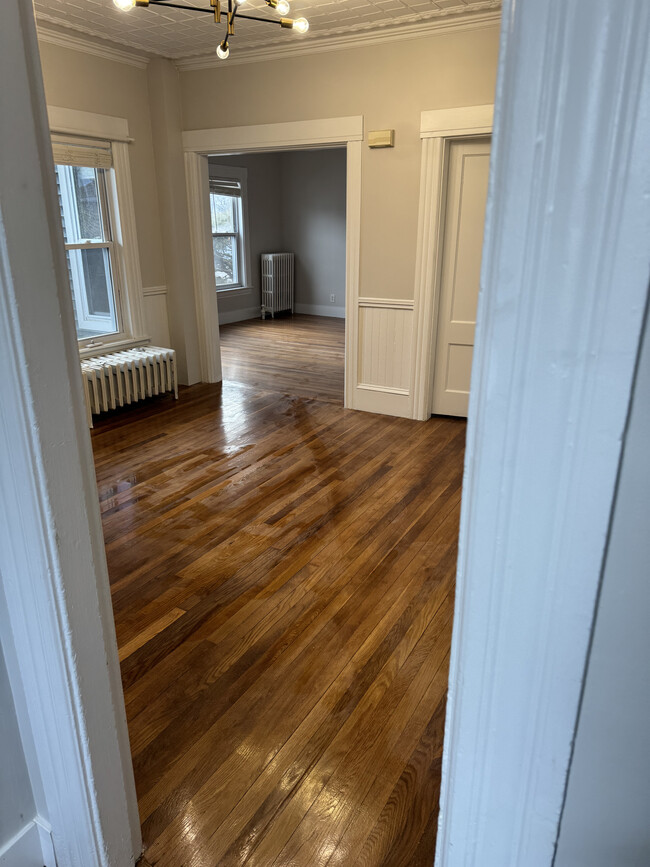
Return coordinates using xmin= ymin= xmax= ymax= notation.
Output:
xmin=36 ymin=23 xmax=150 ymax=69
xmin=175 ymin=9 xmax=501 ymax=71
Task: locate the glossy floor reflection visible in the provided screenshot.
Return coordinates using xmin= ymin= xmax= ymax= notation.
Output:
xmin=92 ymin=315 xmax=464 ymax=866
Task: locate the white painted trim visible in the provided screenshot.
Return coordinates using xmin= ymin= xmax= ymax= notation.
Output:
xmin=352 ymin=387 xmax=411 ymax=418
xmin=47 ymin=108 xmax=147 ymax=346
xmin=111 ymin=140 xmax=146 ymax=338
xmin=436 ymin=1 xmax=650 ymax=864
xmin=183 ymin=116 xmax=364 ymax=154
xmin=184 ymin=151 xmax=223 ymax=382
xmin=358 ymin=296 xmax=414 ymax=309
xmin=217 ymin=286 xmax=252 ymax=298
xmin=218 ymin=306 xmax=261 ymax=325
xmin=410 ymin=136 xmax=447 ymax=420
xmin=294 ymin=303 xmax=346 ymax=318
xmin=0 ymin=821 xmax=45 ymax=866
xmin=47 ymin=105 xmax=132 ymax=142
xmin=185 ymin=125 xmax=361 ymax=408
xmin=411 ymin=107 xmax=492 ymax=420
xmin=34 ymin=818 xmax=56 ymax=867
xmin=142 ymin=285 xmax=167 ymax=297
xmin=0 ymin=817 xmax=57 ymax=867
xmin=0 ymin=3 xmax=141 ymax=865
xmin=420 ymin=103 xmax=493 ymax=138
xmin=37 ymin=23 xmax=149 ymax=69
xmin=174 ymin=9 xmax=501 ymax=70
xmin=345 ymin=140 xmax=362 ymax=410
xmin=357 ymin=383 xmax=410 ymax=395
xmin=78 ymin=335 xmax=150 ymax=359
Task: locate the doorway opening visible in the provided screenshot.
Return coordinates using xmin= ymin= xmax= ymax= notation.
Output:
xmin=207 ymin=148 xmax=347 ymax=405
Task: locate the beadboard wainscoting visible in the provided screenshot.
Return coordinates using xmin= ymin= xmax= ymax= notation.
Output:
xmin=352 ymin=297 xmax=414 ymax=417
xmin=142 ymin=286 xmax=171 ymax=347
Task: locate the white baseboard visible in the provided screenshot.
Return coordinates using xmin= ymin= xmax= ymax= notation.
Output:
xmin=218 ymin=303 xmax=346 ymax=323
xmin=295 ymin=303 xmax=346 ymax=319
xmin=0 ymin=818 xmax=54 ymax=866
xmin=218 ymin=306 xmax=261 ymax=325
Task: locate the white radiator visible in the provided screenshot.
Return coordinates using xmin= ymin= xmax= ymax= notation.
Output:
xmin=81 ymin=346 xmax=178 ymax=427
xmin=261 ymin=253 xmax=294 ymax=319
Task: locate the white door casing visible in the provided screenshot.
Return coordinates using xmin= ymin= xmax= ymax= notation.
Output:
xmin=0 ymin=2 xmax=141 ymax=865
xmin=435 ymin=1 xmax=650 ymax=864
xmin=411 ymin=105 xmax=493 ymax=420
xmin=182 ymin=117 xmax=363 ymax=398
xmin=431 ymin=136 xmax=491 ymax=416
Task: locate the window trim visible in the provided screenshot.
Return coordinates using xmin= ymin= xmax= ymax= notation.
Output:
xmin=208 ymin=163 xmax=252 ymax=294
xmin=48 ymin=106 xmax=148 ymax=355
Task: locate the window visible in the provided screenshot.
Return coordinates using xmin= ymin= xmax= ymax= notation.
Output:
xmin=209 ymin=173 xmax=248 ymax=290
xmin=55 ymin=162 xmax=122 ymax=343
xmin=52 ymin=137 xmax=133 ymax=347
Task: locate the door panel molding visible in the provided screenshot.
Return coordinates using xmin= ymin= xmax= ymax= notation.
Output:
xmin=431 ymin=138 xmax=491 ymax=416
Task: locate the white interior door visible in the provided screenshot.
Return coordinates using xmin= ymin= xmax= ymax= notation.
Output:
xmin=432 ymin=136 xmax=491 ymax=416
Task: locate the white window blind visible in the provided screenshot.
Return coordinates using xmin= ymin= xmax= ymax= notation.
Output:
xmin=209 ymin=177 xmax=242 ymax=196
xmin=51 ymin=138 xmax=112 ymax=169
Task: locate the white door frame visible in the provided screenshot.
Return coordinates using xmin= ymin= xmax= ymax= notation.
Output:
xmin=410 ymin=104 xmax=493 ymax=420
xmin=436 ymin=1 xmax=650 ymax=864
xmin=182 ymin=116 xmax=363 ymax=406
xmin=0 ymin=3 xmax=140 ymax=865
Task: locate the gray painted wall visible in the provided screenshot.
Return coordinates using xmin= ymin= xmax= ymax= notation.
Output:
xmin=208 ymin=148 xmax=346 ymax=323
xmin=209 ymin=152 xmax=283 ymax=323
xmin=0 ymin=635 xmax=36 ymax=848
xmin=555 ymin=306 xmax=650 ymax=866
xmin=280 ymin=149 xmax=347 ymax=317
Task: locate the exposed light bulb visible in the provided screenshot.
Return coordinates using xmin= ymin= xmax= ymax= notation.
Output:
xmin=293 ymin=16 xmax=309 ymax=32
xmin=113 ymin=0 xmax=135 ymax=8
xmin=216 ymin=40 xmax=230 ymax=59
xmin=276 ymin=0 xmax=290 ymax=14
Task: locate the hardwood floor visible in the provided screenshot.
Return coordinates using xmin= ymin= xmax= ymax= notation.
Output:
xmin=220 ymin=314 xmax=345 ymax=403
xmin=92 ymin=315 xmax=464 ymax=867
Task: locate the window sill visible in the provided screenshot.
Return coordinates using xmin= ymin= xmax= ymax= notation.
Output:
xmin=216 ymin=286 xmax=252 ymax=297
xmin=78 ymin=335 xmax=151 ymax=359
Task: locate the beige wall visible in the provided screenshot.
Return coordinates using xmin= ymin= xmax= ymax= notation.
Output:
xmin=180 ymin=27 xmax=500 ymax=301
xmin=38 ymin=41 xmax=165 ymax=291
xmin=36 ymin=26 xmax=500 ymax=398
xmin=280 ymin=148 xmax=347 ymax=315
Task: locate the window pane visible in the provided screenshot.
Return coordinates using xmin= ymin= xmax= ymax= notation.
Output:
xmin=213 ymin=236 xmax=238 ymax=286
xmin=55 ymin=164 xmax=105 ymax=244
xmin=210 ymin=193 xmax=236 ymax=234
xmin=66 ymin=247 xmax=119 ymax=340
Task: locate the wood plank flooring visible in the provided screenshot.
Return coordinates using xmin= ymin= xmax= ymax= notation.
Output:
xmin=91 ymin=315 xmax=464 ymax=867
xmin=219 ymin=314 xmax=345 ymax=403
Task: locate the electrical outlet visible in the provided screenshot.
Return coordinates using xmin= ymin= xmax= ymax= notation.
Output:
xmin=330 ymin=294 xmax=336 ymax=303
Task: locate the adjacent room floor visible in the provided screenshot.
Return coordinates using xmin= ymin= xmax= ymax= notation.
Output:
xmin=91 ymin=314 xmax=465 ymax=867
xmin=219 ymin=313 xmax=345 ymax=404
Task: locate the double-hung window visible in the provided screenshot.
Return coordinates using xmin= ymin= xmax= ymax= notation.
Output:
xmin=209 ymin=176 xmax=247 ymax=290
xmin=53 ymin=139 xmax=124 ymax=345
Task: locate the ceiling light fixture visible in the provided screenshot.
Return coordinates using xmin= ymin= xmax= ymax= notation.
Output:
xmin=112 ymin=0 xmax=310 ymax=60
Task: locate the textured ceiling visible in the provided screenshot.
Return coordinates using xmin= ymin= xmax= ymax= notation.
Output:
xmin=34 ymin=0 xmax=500 ymax=60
